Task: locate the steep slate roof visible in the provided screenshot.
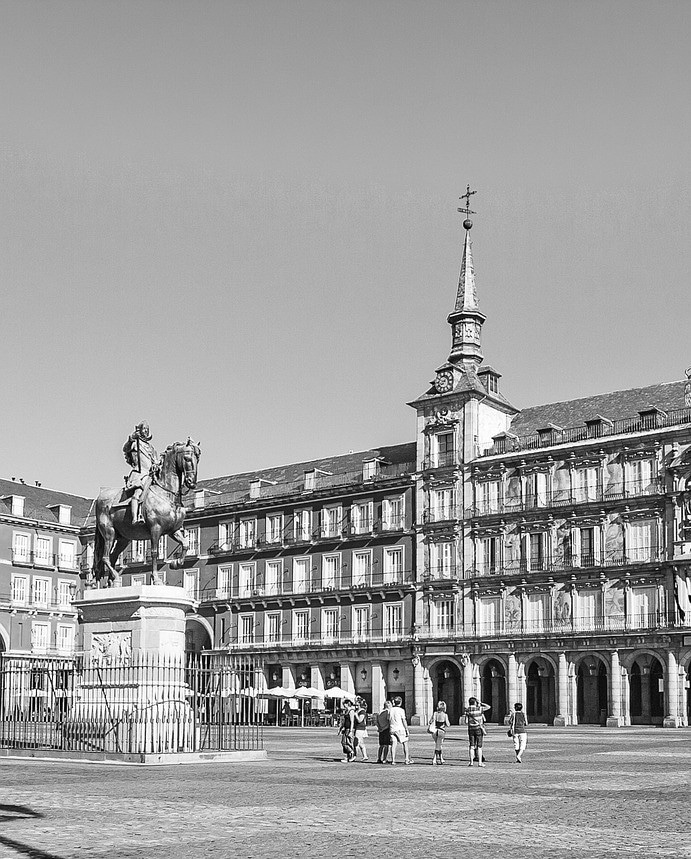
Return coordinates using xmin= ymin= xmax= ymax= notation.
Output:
xmin=198 ymin=442 xmax=417 ymax=495
xmin=509 ymin=380 xmax=688 ymax=437
xmin=0 ymin=478 xmax=94 ymax=525
xmin=410 ymin=363 xmax=517 ymax=411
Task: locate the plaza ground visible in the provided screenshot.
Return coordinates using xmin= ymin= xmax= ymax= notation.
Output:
xmin=1 ymin=726 xmax=690 ymax=859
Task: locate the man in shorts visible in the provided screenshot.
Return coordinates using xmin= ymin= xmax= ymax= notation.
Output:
xmin=388 ymin=695 xmax=412 ymax=765
xmin=465 ymin=696 xmax=491 ymax=767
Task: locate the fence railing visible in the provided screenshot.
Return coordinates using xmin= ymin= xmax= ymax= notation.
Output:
xmin=230 ymin=629 xmax=407 ymax=650
xmin=468 ymin=547 xmax=662 ymax=577
xmin=0 ymin=652 xmax=263 ymax=757
xmin=204 ymin=569 xmax=414 ymax=601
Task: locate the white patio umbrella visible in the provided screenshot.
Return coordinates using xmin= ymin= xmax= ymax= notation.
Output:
xmin=264 ymin=685 xmax=291 ymax=697
xmin=323 ymin=686 xmax=357 ymax=701
xmin=292 ymin=686 xmax=324 ymax=699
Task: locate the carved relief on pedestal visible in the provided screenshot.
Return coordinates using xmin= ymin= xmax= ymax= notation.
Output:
xmin=91 ymin=631 xmax=132 ymax=665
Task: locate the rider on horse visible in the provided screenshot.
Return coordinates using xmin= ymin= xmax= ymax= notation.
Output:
xmin=123 ymin=421 xmax=160 ymax=525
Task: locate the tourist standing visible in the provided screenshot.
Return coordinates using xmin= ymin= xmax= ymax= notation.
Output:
xmin=339 ymin=700 xmax=356 ymax=762
xmin=375 ymin=700 xmax=392 ymax=763
xmin=388 ymin=695 xmax=412 ymax=765
xmin=353 ymin=696 xmax=370 ymax=761
xmin=428 ymin=700 xmax=451 ymax=765
xmin=464 ymin=696 xmax=491 ymax=767
xmin=507 ymin=702 xmax=528 ymax=763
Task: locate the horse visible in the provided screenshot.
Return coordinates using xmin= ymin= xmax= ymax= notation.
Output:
xmin=91 ymin=438 xmax=202 ymax=587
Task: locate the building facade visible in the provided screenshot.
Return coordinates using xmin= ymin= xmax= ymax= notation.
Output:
xmin=5 ymin=208 xmax=691 ymax=728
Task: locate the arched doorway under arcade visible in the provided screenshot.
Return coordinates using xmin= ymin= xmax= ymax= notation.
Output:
xmin=185 ymin=616 xmax=212 ymax=652
xmin=432 ymin=660 xmax=462 ymax=724
xmin=525 ymin=658 xmax=556 ymax=724
xmin=576 ymin=656 xmax=608 ymax=725
xmin=481 ymin=659 xmax=507 ymax=724
xmin=628 ymin=654 xmax=664 ymax=726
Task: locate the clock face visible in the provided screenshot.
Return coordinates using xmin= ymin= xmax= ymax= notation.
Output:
xmin=435 ymin=370 xmax=453 ymax=393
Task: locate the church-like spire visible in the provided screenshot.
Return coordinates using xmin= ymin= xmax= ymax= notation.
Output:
xmin=447 ymin=186 xmax=486 ymax=366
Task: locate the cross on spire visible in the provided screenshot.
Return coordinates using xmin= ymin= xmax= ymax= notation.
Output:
xmin=457 ymin=184 xmax=477 ymax=217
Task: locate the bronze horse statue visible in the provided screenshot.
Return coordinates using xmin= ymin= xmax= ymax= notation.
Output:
xmin=91 ymin=438 xmax=202 ymax=587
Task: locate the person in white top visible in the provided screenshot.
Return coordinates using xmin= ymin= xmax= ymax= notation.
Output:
xmin=388 ymin=695 xmax=412 ymax=765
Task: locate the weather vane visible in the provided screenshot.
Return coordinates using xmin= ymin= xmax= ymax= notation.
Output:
xmin=457 ymin=184 xmax=477 ymax=230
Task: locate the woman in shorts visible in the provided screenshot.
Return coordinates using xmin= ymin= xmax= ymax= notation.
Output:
xmin=428 ymin=700 xmax=451 ymax=765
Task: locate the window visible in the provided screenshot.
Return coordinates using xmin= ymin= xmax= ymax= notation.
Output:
xmin=523 ymin=533 xmax=546 ymax=571
xmin=577 ymin=591 xmax=599 ymax=631
xmin=579 ymin=527 xmax=597 ymax=566
xmin=478 ymin=598 xmax=500 ymax=635
xmin=479 ymin=536 xmax=498 ymax=574
xmin=382 ymin=496 xmax=404 ymax=531
xmin=186 ymin=527 xmax=200 ymax=556
xmin=31 ymin=622 xmax=50 ymax=652
xmin=353 ymin=606 xmax=370 ymax=642
xmin=266 ymin=514 xmax=283 ymax=544
xmin=239 ymin=614 xmax=255 ymax=645
xmin=384 ymin=603 xmax=403 ymax=640
xmin=12 ymin=532 xmax=30 ymax=564
xmin=477 ymin=481 xmax=500 ymax=515
xmin=57 ymin=580 xmax=72 ymax=608
xmin=131 ymin=574 xmax=146 ymax=586
xmin=265 ymin=561 xmax=281 ymax=596
xmin=321 ymin=608 xmax=339 ymax=642
xmin=218 ymin=522 xmax=234 ymax=550
xmin=351 ymin=501 xmax=373 ymax=534
xmin=627 ymin=519 xmax=657 ymax=563
xmin=322 ymin=506 xmax=340 ymax=538
xmin=322 ymin=555 xmax=340 ymax=589
xmin=35 ymin=536 xmax=53 ymax=567
xmin=157 ymin=536 xmax=167 ymax=558
xmin=433 ymin=600 xmax=454 ymax=635
xmin=630 ymin=587 xmax=656 ymax=628
xmin=294 ymin=510 xmax=311 ymax=542
xmin=526 ymin=594 xmax=548 ymax=632
xmin=11 ymin=574 xmax=28 ymax=605
xmin=433 ymin=431 xmax=455 ymax=468
xmin=58 ymin=540 xmax=77 ymax=570
xmin=574 ymin=467 xmax=599 ymax=503
xmin=525 ymin=472 xmax=547 ymax=508
xmin=292 ymin=558 xmax=310 ymax=594
xmin=628 ymin=459 xmax=654 ymax=495
xmin=239 ymin=563 xmax=255 ymax=597
xmin=292 ymin=610 xmax=309 ymax=643
xmin=430 ymin=488 xmax=455 ymax=521
xmin=32 ymin=577 xmax=50 ymax=608
xmin=57 ymin=624 xmax=74 ymax=653
xmin=383 ymin=547 xmax=403 ymax=584
xmin=266 ymin=613 xmax=281 ymax=643
xmin=362 ymin=460 xmax=380 ymax=480
xmin=184 ymin=569 xmax=199 ymax=600
xmin=352 ymin=551 xmax=371 ymax=587
xmin=217 ymin=565 xmax=232 ymax=598
xmin=131 ymin=540 xmax=146 ymax=563
xmin=239 ymin=519 xmax=256 ymax=549
xmin=430 ymin=542 xmax=455 ymax=578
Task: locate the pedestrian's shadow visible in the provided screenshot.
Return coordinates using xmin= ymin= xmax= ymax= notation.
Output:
xmin=0 ymin=803 xmax=69 ymax=859
xmin=0 ymin=803 xmax=44 ymax=823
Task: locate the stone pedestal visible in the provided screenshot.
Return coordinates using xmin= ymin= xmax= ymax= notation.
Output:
xmin=76 ymin=585 xmax=197 ymax=659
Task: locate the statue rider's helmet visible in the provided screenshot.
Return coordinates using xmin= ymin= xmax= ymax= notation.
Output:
xmin=137 ymin=421 xmax=152 ymax=441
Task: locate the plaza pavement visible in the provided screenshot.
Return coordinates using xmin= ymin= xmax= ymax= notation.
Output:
xmin=0 ymin=725 xmax=690 ymax=859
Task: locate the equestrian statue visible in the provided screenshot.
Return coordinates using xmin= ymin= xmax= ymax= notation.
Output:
xmin=91 ymin=421 xmax=202 ymax=587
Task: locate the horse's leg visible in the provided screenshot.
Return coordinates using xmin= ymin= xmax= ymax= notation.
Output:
xmin=166 ymin=528 xmax=188 ymax=570
xmin=99 ymin=525 xmax=119 ymax=587
xmin=109 ymin=537 xmax=129 ymax=588
xmin=150 ymin=525 xmax=163 ymax=586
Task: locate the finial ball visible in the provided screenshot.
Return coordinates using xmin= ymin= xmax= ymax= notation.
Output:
xmin=463 ymin=218 xmax=473 ymax=230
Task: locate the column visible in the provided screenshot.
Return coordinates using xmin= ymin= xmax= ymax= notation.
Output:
xmin=340 ymin=662 xmax=355 ymax=696
xmin=310 ymin=664 xmax=324 ymax=694
xmin=606 ymin=650 xmax=624 ymax=727
xmin=370 ymin=660 xmax=386 ymax=715
xmin=282 ymin=665 xmax=295 ymax=690
xmin=507 ymin=653 xmax=517 ymax=710
xmin=663 ymin=651 xmax=680 ymax=728
xmin=554 ymin=652 xmax=568 ymax=726
xmin=641 ymin=671 xmax=651 ymax=723
xmin=410 ymin=657 xmax=425 ymax=725
xmin=462 ymin=655 xmax=474 ymax=707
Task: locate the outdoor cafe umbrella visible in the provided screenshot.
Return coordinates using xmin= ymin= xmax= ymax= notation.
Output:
xmin=322 ymin=686 xmax=357 ymax=701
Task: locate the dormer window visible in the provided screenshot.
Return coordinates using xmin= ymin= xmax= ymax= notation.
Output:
xmin=362 ymin=458 xmax=387 ymax=480
xmin=6 ymin=495 xmax=25 ymax=517
xmin=48 ymin=504 xmax=71 ymax=525
xmin=638 ymin=406 xmax=667 ymax=431
xmin=303 ymin=469 xmax=330 ymax=491
xmin=585 ymin=415 xmax=613 ymax=439
xmin=536 ymin=424 xmax=562 ymax=446
xmin=478 ymin=366 xmax=501 ymax=395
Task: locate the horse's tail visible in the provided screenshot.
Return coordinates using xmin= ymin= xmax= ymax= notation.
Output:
xmin=93 ymin=521 xmax=105 ymax=581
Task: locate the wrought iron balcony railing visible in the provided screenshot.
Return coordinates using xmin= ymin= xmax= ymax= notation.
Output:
xmin=468 ymin=547 xmax=663 ymax=577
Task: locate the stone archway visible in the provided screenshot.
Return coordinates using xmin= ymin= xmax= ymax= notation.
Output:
xmin=185 ymin=615 xmax=212 ymax=652
xmin=481 ymin=658 xmax=507 ymax=724
xmin=576 ymin=655 xmax=608 ymax=725
xmin=629 ymin=654 xmax=664 ymax=725
xmin=525 ymin=657 xmax=556 ymax=724
xmin=432 ymin=660 xmax=462 ymax=724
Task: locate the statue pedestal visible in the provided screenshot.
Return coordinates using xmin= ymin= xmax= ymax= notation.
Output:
xmin=76 ymin=585 xmax=197 ymax=658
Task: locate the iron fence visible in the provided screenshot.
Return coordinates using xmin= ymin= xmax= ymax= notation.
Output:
xmin=0 ymin=652 xmax=264 ymax=756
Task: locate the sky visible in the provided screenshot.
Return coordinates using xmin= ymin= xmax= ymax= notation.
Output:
xmin=1 ymin=0 xmax=690 ymax=497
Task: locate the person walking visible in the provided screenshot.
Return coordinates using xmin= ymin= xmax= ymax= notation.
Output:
xmin=388 ymin=695 xmax=412 ymax=765
xmin=375 ymin=700 xmax=392 ymax=763
xmin=353 ymin=696 xmax=370 ymax=761
xmin=338 ymin=699 xmax=356 ymax=762
xmin=507 ymin=702 xmax=528 ymax=763
xmin=428 ymin=700 xmax=451 ymax=765
xmin=464 ymin=696 xmax=491 ymax=767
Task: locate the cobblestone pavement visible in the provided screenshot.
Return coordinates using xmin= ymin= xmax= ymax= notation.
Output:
xmin=1 ymin=726 xmax=691 ymax=859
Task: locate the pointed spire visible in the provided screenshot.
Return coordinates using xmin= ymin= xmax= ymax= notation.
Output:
xmin=454 ymin=229 xmax=479 ymax=312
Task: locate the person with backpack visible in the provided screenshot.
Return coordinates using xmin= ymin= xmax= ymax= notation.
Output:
xmin=507 ymin=702 xmax=528 ymax=763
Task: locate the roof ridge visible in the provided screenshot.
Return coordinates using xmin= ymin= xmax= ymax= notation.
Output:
xmin=516 ymin=379 xmax=685 ymax=413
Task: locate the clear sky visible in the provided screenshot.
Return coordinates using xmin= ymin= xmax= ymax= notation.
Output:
xmin=1 ymin=0 xmax=690 ymax=497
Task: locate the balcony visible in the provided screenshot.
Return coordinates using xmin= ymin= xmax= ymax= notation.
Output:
xmin=468 ymin=546 xmax=663 ymax=578
xmin=228 ymin=628 xmax=408 ymax=651
xmin=380 ymin=516 xmax=406 ymax=532
xmin=423 ymin=506 xmax=460 ymax=525
xmin=423 ymin=452 xmax=457 ymax=470
xmin=419 ymin=610 xmax=673 ymax=640
xmin=470 ymin=479 xmax=665 ymax=518
xmin=424 ymin=564 xmax=458 ymax=581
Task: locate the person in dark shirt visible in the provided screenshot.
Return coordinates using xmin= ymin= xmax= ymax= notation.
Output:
xmin=507 ymin=702 xmax=529 ymax=763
